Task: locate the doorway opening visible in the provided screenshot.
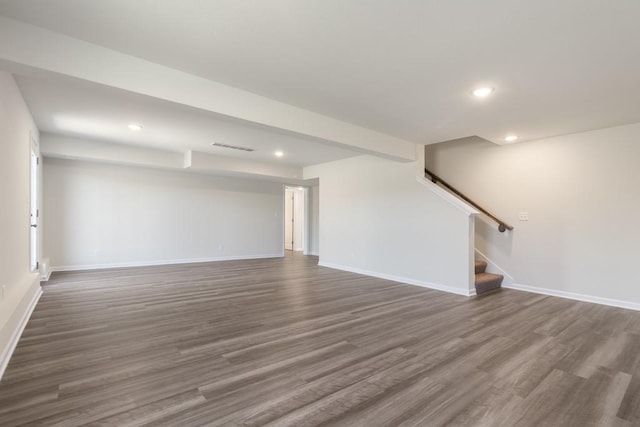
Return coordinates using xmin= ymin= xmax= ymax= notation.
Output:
xmin=284 ymin=186 xmax=307 ymax=253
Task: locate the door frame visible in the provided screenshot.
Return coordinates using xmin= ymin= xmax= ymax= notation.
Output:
xmin=284 ymin=187 xmax=294 ymax=251
xmin=283 ymin=186 xmax=309 ymax=254
xmin=29 ymin=132 xmax=39 ymax=273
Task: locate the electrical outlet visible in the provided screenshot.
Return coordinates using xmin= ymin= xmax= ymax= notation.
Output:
xmin=1 ymin=285 xmax=5 ymax=301
xmin=218 ymin=244 xmax=224 ymax=252
xmin=519 ymin=212 xmax=529 ymax=221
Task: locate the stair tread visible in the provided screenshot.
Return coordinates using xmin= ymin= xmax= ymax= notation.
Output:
xmin=475 ymin=272 xmax=504 ymax=295
xmin=474 ymin=260 xmax=487 ymax=274
xmin=475 ymin=272 xmax=503 ymax=282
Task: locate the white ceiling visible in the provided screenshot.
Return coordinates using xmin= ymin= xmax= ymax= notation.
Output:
xmin=14 ymin=73 xmax=362 ymax=167
xmin=1 ymin=0 xmax=640 ymax=149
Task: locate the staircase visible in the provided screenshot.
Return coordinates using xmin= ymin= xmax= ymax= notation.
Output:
xmin=475 ymin=260 xmax=503 ymax=295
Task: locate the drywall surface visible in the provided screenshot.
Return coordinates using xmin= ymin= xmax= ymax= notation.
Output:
xmin=44 ymin=158 xmax=284 ymax=269
xmin=305 ymin=155 xmax=471 ymax=293
xmin=426 ymin=123 xmax=640 ymax=304
xmin=0 ymin=72 xmax=41 ymax=362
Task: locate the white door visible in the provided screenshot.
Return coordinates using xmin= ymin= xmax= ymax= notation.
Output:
xmin=284 ymin=188 xmax=294 ymax=250
xmin=30 ymin=148 xmax=39 ymax=272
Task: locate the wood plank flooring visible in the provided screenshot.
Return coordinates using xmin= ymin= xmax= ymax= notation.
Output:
xmin=2 ymin=253 xmax=640 ymax=426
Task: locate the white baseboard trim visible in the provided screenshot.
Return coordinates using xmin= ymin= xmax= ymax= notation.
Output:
xmin=318 ymin=261 xmax=473 ymax=297
xmin=40 ymin=258 xmax=52 ymax=281
xmin=503 ymin=283 xmax=640 ymax=312
xmin=0 ymin=287 xmax=42 ymax=381
xmin=474 ymin=249 xmax=514 ymax=287
xmin=473 ymin=251 xmax=640 ymax=311
xmin=51 ymin=253 xmax=284 ymax=272
xmin=308 ymin=252 xmax=320 ymax=257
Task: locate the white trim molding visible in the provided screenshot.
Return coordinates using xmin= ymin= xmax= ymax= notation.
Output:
xmin=318 ymin=261 xmax=474 ymax=297
xmin=40 ymin=257 xmax=52 ymax=281
xmin=42 ymin=269 xmax=52 ymax=282
xmin=503 ymin=283 xmax=640 ymax=312
xmin=416 ymin=176 xmax=480 ymax=217
xmin=51 ymin=253 xmax=284 ymax=272
xmin=0 ymin=286 xmax=42 ymax=380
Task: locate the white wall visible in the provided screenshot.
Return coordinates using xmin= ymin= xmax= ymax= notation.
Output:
xmin=308 ymin=185 xmax=320 ymax=255
xmin=305 ymin=155 xmax=473 ymax=295
xmin=0 ymin=72 xmax=42 ymax=373
xmin=44 ymin=159 xmax=284 ymax=270
xmin=426 ymin=123 xmax=640 ymax=306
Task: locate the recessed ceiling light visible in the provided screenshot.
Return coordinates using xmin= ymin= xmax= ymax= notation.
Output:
xmin=128 ymin=123 xmax=143 ymax=131
xmin=504 ymin=135 xmax=518 ymax=142
xmin=274 ymin=151 xmax=284 ymax=157
xmin=472 ymin=87 xmax=494 ymax=98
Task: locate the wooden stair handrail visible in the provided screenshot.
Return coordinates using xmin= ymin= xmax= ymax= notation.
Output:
xmin=425 ymin=168 xmax=514 ymax=232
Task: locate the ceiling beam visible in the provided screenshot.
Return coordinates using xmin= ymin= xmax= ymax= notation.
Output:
xmin=40 ymin=133 xmax=308 ymax=184
xmin=0 ymin=16 xmax=416 ymax=162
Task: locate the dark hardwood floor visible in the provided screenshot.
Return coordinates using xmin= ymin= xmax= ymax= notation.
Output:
xmin=1 ymin=253 xmax=640 ymax=426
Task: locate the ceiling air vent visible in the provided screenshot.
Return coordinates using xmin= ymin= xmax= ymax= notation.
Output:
xmin=211 ymin=142 xmax=255 ymax=152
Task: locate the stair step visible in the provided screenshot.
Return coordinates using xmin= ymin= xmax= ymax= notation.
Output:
xmin=475 ymin=260 xmax=487 ymax=274
xmin=475 ymin=272 xmax=503 ymax=295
